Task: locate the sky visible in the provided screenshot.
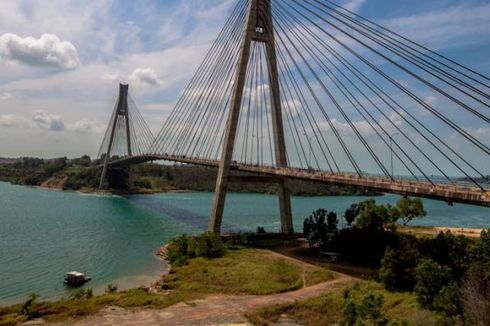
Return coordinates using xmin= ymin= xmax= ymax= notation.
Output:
xmin=0 ymin=0 xmax=489 ymax=159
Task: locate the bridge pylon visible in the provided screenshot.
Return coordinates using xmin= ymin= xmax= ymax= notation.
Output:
xmin=209 ymin=0 xmax=294 ymax=235
xmin=99 ymin=84 xmax=132 ymax=189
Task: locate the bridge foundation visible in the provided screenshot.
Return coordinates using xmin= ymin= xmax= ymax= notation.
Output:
xmin=209 ymin=0 xmax=293 ymax=235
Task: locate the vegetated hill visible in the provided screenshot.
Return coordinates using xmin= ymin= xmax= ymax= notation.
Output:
xmin=0 ymin=157 xmax=379 ymax=196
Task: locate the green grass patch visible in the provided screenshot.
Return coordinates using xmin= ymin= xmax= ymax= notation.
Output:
xmin=164 ymin=248 xmax=333 ymax=295
xmin=246 ymin=281 xmax=439 ymax=326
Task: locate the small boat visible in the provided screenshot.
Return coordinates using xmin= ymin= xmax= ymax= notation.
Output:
xmin=64 ymin=271 xmax=91 ymax=286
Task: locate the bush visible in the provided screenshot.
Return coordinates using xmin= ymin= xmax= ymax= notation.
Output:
xmin=69 ymin=288 xmax=93 ymax=300
xmin=341 ymin=286 xmax=388 ymax=326
xmin=105 ymin=284 xmax=118 ymax=294
xmin=167 ymin=233 xmax=226 ymax=266
xmin=188 ymin=232 xmax=226 ymax=258
xmin=21 ymin=293 xmax=39 ymax=319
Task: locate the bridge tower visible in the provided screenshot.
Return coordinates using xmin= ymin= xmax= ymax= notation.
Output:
xmin=209 ymin=0 xmax=294 ymax=235
xmin=99 ymin=84 xmax=132 ymax=189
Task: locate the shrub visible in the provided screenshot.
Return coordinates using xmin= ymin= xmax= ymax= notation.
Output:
xmin=341 ymin=287 xmax=388 ymax=326
xmin=21 ymin=293 xmax=39 ymax=319
xmin=256 ymin=226 xmax=267 ymax=234
xmin=105 ymin=284 xmax=118 ymax=294
xmin=167 ymin=233 xmax=226 ymax=266
xmin=69 ymin=288 xmax=93 ymax=300
xmin=188 ymin=232 xmax=226 ymax=258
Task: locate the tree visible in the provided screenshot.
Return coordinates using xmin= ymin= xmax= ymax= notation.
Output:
xmin=344 ymin=204 xmax=360 ymax=227
xmin=303 ymin=209 xmax=329 ymax=249
xmin=414 ymin=259 xmax=453 ymax=309
xmin=326 ymin=211 xmax=338 ymax=237
xmin=395 ymin=197 xmax=426 ymax=226
xmin=355 ymin=199 xmax=394 ymax=231
xmin=379 ymin=248 xmax=401 ymax=291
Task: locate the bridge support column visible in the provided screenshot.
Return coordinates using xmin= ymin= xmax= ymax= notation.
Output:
xmin=99 ymin=84 xmax=132 ymax=189
xmin=209 ymin=0 xmax=293 ymax=235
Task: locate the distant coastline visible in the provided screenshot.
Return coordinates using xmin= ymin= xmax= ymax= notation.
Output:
xmin=0 ymin=156 xmax=382 ymax=197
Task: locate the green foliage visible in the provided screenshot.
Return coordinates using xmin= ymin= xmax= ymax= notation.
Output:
xmin=105 ymin=284 xmax=118 ymax=294
xmin=394 ymin=197 xmax=426 ymax=226
xmin=247 ymin=281 xmax=432 ymax=326
xmin=344 ymin=203 xmax=360 ymax=227
xmin=414 ymin=259 xmax=453 ymax=309
xmin=355 ymin=199 xmax=397 ymax=231
xmin=20 ymin=293 xmax=39 ymax=319
xmin=422 ymin=231 xmax=472 ymax=279
xmin=379 ymin=235 xmax=420 ymax=292
xmin=69 ymin=288 xmax=93 ymax=301
xmin=42 ymin=157 xmax=67 ymax=175
xmin=63 ymin=167 xmax=101 ymax=190
xmin=166 ymin=233 xmax=226 ymax=266
xmin=303 ymin=209 xmax=338 ymax=249
xmin=341 ymin=288 xmax=388 ymax=326
xmin=188 ymin=232 xmax=226 ymax=258
xmin=379 ymin=248 xmax=401 ymax=292
xmin=256 ymin=226 xmax=267 ymax=234
xmin=71 ymin=155 xmax=91 ymax=167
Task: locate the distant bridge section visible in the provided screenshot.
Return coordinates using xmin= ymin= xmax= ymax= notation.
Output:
xmin=108 ymin=154 xmax=489 ymax=208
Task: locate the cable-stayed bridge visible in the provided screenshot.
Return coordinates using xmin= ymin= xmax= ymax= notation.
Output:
xmin=97 ymin=0 xmax=490 ymax=234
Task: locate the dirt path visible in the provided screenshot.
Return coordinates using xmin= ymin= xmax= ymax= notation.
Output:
xmin=48 ymin=275 xmax=352 ymax=326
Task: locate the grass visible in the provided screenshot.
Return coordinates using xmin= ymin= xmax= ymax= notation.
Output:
xmin=164 ymin=248 xmax=333 ymax=295
xmin=0 ymin=289 xmax=200 ymax=325
xmin=246 ymin=281 xmax=440 ymax=326
xmin=0 ymin=248 xmax=333 ymax=325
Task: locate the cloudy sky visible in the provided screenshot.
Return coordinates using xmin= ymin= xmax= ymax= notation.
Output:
xmin=0 ymin=0 xmax=489 ymax=159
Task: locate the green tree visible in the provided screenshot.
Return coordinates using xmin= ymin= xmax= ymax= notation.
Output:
xmin=395 ymin=197 xmax=426 ymax=226
xmin=379 ymin=248 xmax=401 ymax=292
xmin=303 ymin=209 xmax=329 ymax=249
xmin=344 ymin=204 xmax=360 ymax=227
xmin=414 ymin=259 xmax=453 ymax=309
xmin=355 ymin=199 xmax=394 ymax=231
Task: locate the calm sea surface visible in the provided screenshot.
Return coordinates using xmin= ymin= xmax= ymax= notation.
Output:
xmin=0 ymin=181 xmax=489 ymax=304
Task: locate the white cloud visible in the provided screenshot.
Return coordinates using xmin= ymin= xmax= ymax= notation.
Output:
xmin=0 ymin=33 xmax=79 ymax=69
xmin=129 ymin=68 xmax=161 ymax=87
xmin=342 ymin=0 xmax=367 ymax=12
xmin=0 ymin=92 xmax=12 ymax=100
xmin=67 ymin=118 xmax=105 ymax=134
xmin=0 ymin=114 xmax=30 ymax=128
xmin=32 ymin=110 xmax=65 ymax=131
xmin=385 ymin=3 xmax=490 ymax=49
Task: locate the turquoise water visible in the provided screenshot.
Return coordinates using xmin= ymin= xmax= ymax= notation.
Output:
xmin=0 ymin=181 xmax=489 ymax=304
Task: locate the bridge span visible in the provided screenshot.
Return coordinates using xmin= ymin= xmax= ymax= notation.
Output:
xmin=108 ymin=154 xmax=489 ymax=208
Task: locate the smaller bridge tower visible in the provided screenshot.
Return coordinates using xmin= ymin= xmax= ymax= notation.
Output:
xmin=99 ymin=84 xmax=132 ymax=189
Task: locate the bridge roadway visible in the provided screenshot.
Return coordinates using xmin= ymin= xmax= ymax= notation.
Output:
xmin=108 ymin=154 xmax=489 ymax=208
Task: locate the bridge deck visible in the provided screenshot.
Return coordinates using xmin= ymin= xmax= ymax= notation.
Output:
xmin=108 ymin=154 xmax=489 ymax=207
